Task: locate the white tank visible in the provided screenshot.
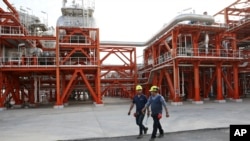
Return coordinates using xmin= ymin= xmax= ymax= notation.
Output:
xmin=57 ymin=0 xmax=96 ymax=28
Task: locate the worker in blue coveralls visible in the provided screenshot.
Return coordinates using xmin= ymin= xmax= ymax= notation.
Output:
xmin=142 ymin=86 xmax=169 ymax=141
xmin=128 ymin=85 xmax=150 ymax=139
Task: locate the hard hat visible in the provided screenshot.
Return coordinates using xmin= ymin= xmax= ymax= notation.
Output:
xmin=149 ymin=86 xmax=159 ymax=92
xmin=136 ymin=85 xmax=142 ymax=91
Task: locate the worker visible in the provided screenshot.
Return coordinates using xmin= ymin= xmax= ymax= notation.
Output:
xmin=128 ymin=85 xmax=149 ymax=139
xmin=142 ymin=86 xmax=169 ymax=141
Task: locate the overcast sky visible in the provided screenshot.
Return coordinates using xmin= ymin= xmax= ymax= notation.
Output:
xmin=1 ymin=0 xmax=235 ymax=42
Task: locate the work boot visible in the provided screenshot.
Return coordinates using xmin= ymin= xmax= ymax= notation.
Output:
xmin=137 ymin=134 xmax=143 ymax=139
xmin=149 ymin=138 xmax=155 ymax=141
xmin=144 ymin=127 xmax=148 ymax=134
xmin=158 ymin=133 xmax=164 ymax=138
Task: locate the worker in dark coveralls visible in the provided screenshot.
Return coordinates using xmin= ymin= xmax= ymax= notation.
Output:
xmin=128 ymin=85 xmax=149 ymax=139
xmin=142 ymin=86 xmax=169 ymax=141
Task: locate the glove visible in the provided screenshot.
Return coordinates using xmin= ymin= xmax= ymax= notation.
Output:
xmin=157 ymin=113 xmax=162 ymax=119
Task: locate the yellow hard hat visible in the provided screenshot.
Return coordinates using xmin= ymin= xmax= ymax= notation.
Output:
xmin=149 ymin=86 xmax=159 ymax=92
xmin=136 ymin=85 xmax=142 ymax=91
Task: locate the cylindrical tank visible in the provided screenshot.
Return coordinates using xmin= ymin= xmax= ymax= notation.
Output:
xmin=57 ymin=0 xmax=96 ymax=28
xmin=57 ymin=14 xmax=96 ymax=27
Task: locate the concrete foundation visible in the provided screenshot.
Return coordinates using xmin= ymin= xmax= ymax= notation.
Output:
xmin=232 ymin=99 xmax=243 ymax=102
xmin=0 ymin=107 xmax=6 ymax=111
xmin=192 ymin=101 xmax=204 ymax=104
xmin=171 ymin=102 xmax=183 ymax=106
xmin=214 ymin=100 xmax=226 ymax=103
xmin=94 ymin=103 xmax=104 ymax=107
xmin=204 ymin=98 xmax=210 ymax=101
xmin=13 ymin=104 xmax=22 ymax=108
xmin=29 ymin=104 xmax=37 ymax=108
xmin=53 ymin=105 xmax=64 ymax=109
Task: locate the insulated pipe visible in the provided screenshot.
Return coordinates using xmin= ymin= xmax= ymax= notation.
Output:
xmin=205 ymin=33 xmax=209 ymax=54
xmin=100 ymin=14 xmax=215 ymax=47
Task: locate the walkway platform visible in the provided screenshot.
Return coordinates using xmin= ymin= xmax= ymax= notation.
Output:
xmin=0 ymin=97 xmax=249 ymax=141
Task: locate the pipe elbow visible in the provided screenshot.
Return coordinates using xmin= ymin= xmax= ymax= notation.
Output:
xmin=238 ymin=62 xmax=248 ymax=67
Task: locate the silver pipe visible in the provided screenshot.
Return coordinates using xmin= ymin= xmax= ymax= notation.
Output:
xmin=210 ymin=68 xmax=214 ymax=97
xmin=100 ymin=14 xmax=215 ymax=47
xmin=205 ymin=33 xmax=209 ymax=54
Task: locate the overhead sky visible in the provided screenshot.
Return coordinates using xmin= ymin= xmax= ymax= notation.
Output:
xmin=1 ymin=0 xmax=235 ymax=42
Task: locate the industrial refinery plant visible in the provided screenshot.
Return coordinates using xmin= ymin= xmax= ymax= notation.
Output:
xmin=0 ymin=0 xmax=250 ymax=110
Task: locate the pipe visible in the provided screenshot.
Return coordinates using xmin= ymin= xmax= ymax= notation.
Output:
xmin=100 ymin=14 xmax=215 ymax=47
xmin=238 ymin=62 xmax=248 ymax=67
xmin=222 ymin=40 xmax=229 ymax=49
xmin=205 ymin=33 xmax=209 ymax=54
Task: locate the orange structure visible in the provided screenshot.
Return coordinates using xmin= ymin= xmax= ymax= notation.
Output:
xmin=0 ymin=0 xmax=138 ymax=109
xmin=0 ymin=0 xmax=250 ymax=110
xmin=136 ymin=0 xmax=250 ymax=105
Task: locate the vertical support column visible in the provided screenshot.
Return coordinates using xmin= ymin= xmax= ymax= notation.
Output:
xmin=172 ymin=60 xmax=181 ymax=105
xmin=193 ymin=61 xmax=203 ymax=104
xmin=231 ymin=33 xmax=242 ymax=102
xmin=215 ymin=34 xmax=226 ymax=103
xmin=233 ymin=63 xmax=242 ymax=102
xmin=29 ymin=89 xmax=35 ymax=105
xmin=187 ymin=78 xmax=194 ymax=101
xmin=215 ymin=62 xmax=226 ymax=103
xmin=133 ymin=47 xmax=137 ymax=99
xmin=95 ymin=29 xmax=103 ymax=105
xmin=54 ymin=27 xmax=63 ymax=109
xmin=192 ymin=32 xmax=203 ymax=104
xmin=226 ymin=68 xmax=233 ymax=99
xmin=0 ymin=72 xmax=5 ymax=110
xmin=28 ymin=80 xmax=36 ymax=107
xmin=37 ymin=77 xmax=40 ymax=103
xmin=33 ymin=76 xmax=37 ymax=104
xmin=171 ymin=30 xmax=182 ymax=105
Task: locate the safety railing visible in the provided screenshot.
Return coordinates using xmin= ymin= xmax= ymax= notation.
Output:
xmin=0 ymin=57 xmax=98 ymax=68
xmin=154 ymin=47 xmax=244 ymax=65
xmin=61 ymin=57 xmax=97 ymax=66
xmin=0 ymin=25 xmax=25 ymax=36
xmin=59 ymin=29 xmax=97 ymax=45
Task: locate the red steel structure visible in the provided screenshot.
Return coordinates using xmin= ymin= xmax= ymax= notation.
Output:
xmin=0 ymin=0 xmax=137 ymax=109
xmin=137 ymin=0 xmax=250 ymax=104
xmin=0 ymin=0 xmax=250 ymax=110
